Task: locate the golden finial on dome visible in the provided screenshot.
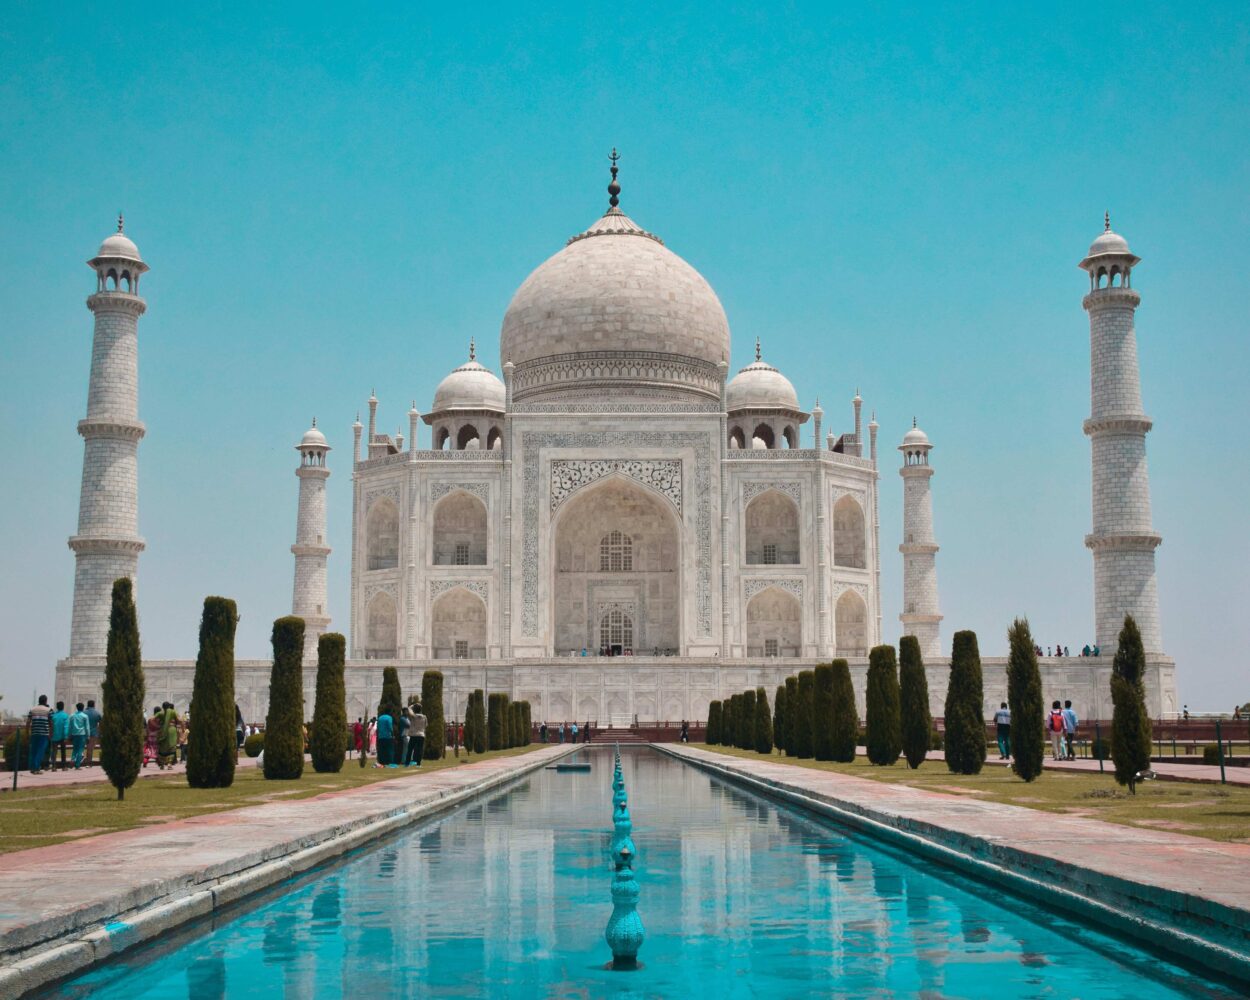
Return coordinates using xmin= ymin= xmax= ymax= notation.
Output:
xmin=469 ymin=337 xmax=476 ymax=362
xmin=755 ymin=337 xmax=761 ymax=362
xmin=608 ymin=148 xmax=621 ymax=211
xmin=1104 ymin=210 xmax=1111 ymax=232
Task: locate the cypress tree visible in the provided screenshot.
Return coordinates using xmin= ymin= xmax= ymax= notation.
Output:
xmin=899 ymin=636 xmax=932 ymax=770
xmin=420 ymin=670 xmax=446 ymax=760
xmin=784 ymin=676 xmax=800 ymax=756
xmin=830 ymin=659 xmax=858 ymax=763
xmin=511 ymin=701 xmax=524 ymax=748
xmin=1007 ymin=618 xmax=1044 ymax=782
xmin=488 ymin=693 xmax=506 ymax=750
xmin=812 ymin=663 xmax=835 ymax=760
xmin=521 ymin=701 xmax=532 ymax=745
xmin=706 ymin=701 xmax=722 ymax=745
xmin=726 ymin=695 xmax=738 ymax=747
xmin=264 ymin=616 xmax=306 ymax=780
xmin=739 ymin=690 xmax=756 ymax=749
xmin=187 ymin=596 xmax=239 ymax=788
xmin=1111 ymin=615 xmax=1153 ymax=794
xmin=793 ymin=671 xmax=815 ymax=758
xmin=310 ymin=633 xmax=348 ymax=773
xmin=377 ymin=667 xmax=403 ymax=766
xmin=772 ymin=686 xmax=787 ymax=755
xmin=471 ymin=690 xmax=487 ymax=753
xmin=101 ymin=578 xmax=145 ymax=801
xmin=734 ymin=693 xmax=747 ymax=748
xmin=865 ymin=644 xmax=902 ymax=766
xmin=944 ymin=630 xmax=986 ymax=775
xmin=754 ymin=686 xmax=773 ymax=754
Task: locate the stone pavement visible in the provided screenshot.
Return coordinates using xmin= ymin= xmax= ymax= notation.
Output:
xmin=2 ymin=754 xmax=263 ymax=792
xmin=0 ymin=744 xmax=573 ymax=999
xmin=983 ymin=751 xmax=1250 ymax=785
xmin=664 ymin=744 xmax=1250 ymax=984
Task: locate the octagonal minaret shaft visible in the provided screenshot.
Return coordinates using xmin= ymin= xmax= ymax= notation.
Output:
xmin=68 ymin=217 xmax=149 ymax=658
xmin=1080 ymin=216 xmax=1162 ymax=653
xmin=899 ymin=420 xmax=941 ymax=660
xmin=292 ymin=419 xmax=331 ymax=659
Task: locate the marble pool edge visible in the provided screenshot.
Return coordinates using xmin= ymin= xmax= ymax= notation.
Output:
xmin=659 ymin=744 xmax=1250 ymax=987
xmin=0 ymin=745 xmax=578 ymax=1000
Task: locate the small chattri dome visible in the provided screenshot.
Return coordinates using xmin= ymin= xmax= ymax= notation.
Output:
xmin=93 ymin=214 xmax=144 ymax=263
xmin=1087 ymin=229 xmax=1130 ymax=258
xmin=431 ymin=343 xmax=506 ymax=413
xmin=725 ymin=342 xmax=800 ymax=412
xmin=299 ymin=419 xmax=328 ymax=449
xmin=902 ymin=422 xmax=930 ymax=447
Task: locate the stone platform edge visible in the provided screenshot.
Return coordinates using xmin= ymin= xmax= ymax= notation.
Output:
xmin=0 ymin=745 xmax=576 ymax=1000
xmin=658 ymin=744 xmax=1250 ymax=986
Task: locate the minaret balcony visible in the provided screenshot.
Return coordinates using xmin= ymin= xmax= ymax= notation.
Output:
xmin=1084 ymin=532 xmax=1162 ymax=552
xmin=77 ymin=417 xmax=145 ymax=441
xmin=1083 ymin=415 xmax=1152 ymax=437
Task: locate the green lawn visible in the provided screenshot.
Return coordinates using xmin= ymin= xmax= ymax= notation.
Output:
xmin=0 ymin=746 xmax=537 ymax=854
xmin=695 ymin=744 xmax=1250 ymax=843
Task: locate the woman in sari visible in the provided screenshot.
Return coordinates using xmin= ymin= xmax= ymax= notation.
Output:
xmin=145 ymin=706 xmax=162 ymax=767
xmin=157 ymin=702 xmax=180 ymax=768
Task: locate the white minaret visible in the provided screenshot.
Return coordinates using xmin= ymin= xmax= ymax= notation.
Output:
xmin=292 ymin=419 xmax=331 ymax=659
xmin=68 ymin=217 xmax=149 ymax=658
xmin=899 ymin=419 xmax=942 ymax=659
xmin=1080 ymin=215 xmax=1162 ymax=653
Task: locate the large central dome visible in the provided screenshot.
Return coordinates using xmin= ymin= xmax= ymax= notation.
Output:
xmin=500 ymin=193 xmax=731 ymax=404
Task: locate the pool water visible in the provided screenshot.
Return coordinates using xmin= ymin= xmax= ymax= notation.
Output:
xmin=49 ymin=747 xmax=1239 ymax=999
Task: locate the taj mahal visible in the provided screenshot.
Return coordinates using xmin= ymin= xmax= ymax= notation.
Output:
xmin=54 ymin=159 xmax=1178 ymax=725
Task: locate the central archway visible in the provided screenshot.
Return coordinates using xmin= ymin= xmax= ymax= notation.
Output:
xmin=551 ymin=477 xmax=681 ymax=655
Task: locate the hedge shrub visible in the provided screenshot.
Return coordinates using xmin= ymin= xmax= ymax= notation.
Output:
xmin=793 ymin=671 xmax=815 ymax=759
xmin=772 ymin=686 xmax=786 ymax=755
xmin=244 ymin=733 xmax=265 ymax=757
xmin=812 ymin=663 xmax=835 ymax=761
xmin=101 ymin=578 xmax=145 ymax=801
xmin=311 ymin=633 xmax=348 ymax=773
xmin=830 ymin=659 xmax=858 ymax=763
xmin=754 ymin=687 xmax=773 ymax=754
xmin=898 ymin=636 xmax=931 ymax=770
xmin=264 ymin=616 xmax=306 ymax=780
xmin=1111 ymin=615 xmax=1153 ymax=794
xmin=707 ymin=700 xmax=722 ymax=745
xmin=188 ymin=596 xmax=239 ymax=788
xmin=944 ymin=630 xmax=986 ymax=776
xmin=1007 ymin=618 xmax=1044 ymax=782
xmin=865 ymin=644 xmax=901 ymax=766
xmin=784 ymin=676 xmax=800 ymax=757
xmin=421 ymin=671 xmax=446 ymax=760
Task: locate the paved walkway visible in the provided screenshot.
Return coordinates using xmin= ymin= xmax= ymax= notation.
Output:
xmin=983 ymin=751 xmax=1250 ymax=785
xmin=2 ymin=755 xmax=263 ymax=792
xmin=666 ymin=744 xmax=1250 ymax=982
xmin=0 ymin=744 xmax=572 ymax=998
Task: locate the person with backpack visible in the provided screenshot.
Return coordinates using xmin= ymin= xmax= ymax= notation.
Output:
xmin=1062 ymin=700 xmax=1079 ymax=761
xmin=1048 ymin=701 xmax=1066 ymax=761
xmin=993 ymin=703 xmax=1011 ymax=760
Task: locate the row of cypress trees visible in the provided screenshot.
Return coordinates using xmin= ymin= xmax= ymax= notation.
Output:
xmin=481 ymin=691 xmax=532 ymax=751
xmin=708 ymin=687 xmax=774 ymax=753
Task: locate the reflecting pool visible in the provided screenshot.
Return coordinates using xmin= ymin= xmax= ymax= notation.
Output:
xmin=48 ymin=747 xmax=1239 ymax=998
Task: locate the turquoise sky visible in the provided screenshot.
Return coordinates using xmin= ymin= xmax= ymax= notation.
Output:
xmin=1 ymin=3 xmax=1246 ymax=710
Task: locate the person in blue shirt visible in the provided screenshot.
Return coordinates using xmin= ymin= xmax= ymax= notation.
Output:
xmin=51 ymin=701 xmax=70 ymax=771
xmin=375 ymin=711 xmax=394 ymax=768
xmin=67 ymin=703 xmax=91 ymax=769
xmin=1061 ymin=701 xmax=1079 ymax=761
xmin=84 ymin=699 xmax=102 ymax=767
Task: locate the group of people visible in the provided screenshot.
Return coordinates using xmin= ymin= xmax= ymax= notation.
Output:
xmin=538 ymin=721 xmax=592 ymax=744
xmin=144 ymin=702 xmax=183 ymax=769
xmin=1032 ymin=644 xmax=1101 ymax=658
xmin=991 ymin=700 xmax=1081 ymax=762
xmin=351 ymin=703 xmax=428 ymax=768
xmin=24 ymin=695 xmax=101 ymax=773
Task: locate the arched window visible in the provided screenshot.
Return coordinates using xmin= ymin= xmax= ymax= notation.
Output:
xmin=599 ymin=608 xmax=634 ymax=652
xmin=456 ymin=424 xmax=480 ymax=450
xmin=746 ymin=586 xmax=801 ymax=657
xmin=599 ymin=530 xmax=633 ymax=572
xmin=833 ymin=495 xmax=866 ymax=569
xmin=366 ymin=498 xmax=399 ymax=570
xmin=435 ymin=427 xmax=451 ymax=450
xmin=366 ymin=592 xmax=397 ymax=659
xmin=752 ymin=424 xmax=775 ymax=450
xmin=431 ymin=587 xmax=487 ymax=659
xmin=835 ymin=589 xmax=868 ymax=657
xmin=745 ymin=489 xmax=800 ymax=565
xmin=486 ymin=427 xmax=502 ymax=450
xmin=432 ymin=491 xmax=488 ymax=565
xmin=728 ymin=426 xmax=746 ymax=450
xmin=782 ymin=425 xmax=797 ymax=449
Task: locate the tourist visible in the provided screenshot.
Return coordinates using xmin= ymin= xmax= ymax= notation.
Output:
xmin=540 ymin=721 xmax=548 ymax=743
xmin=1062 ymin=700 xmax=1079 ymax=760
xmin=1182 ymin=706 xmax=1190 ymax=721
xmin=1092 ymin=644 xmax=1100 ymax=657
xmin=680 ymin=720 xmax=689 ymax=743
xmin=235 ymin=704 xmax=245 ymax=749
xmin=1082 ymin=644 xmax=1091 ymax=657
xmin=85 ymin=699 xmax=102 ymax=766
xmin=368 ymin=717 xmax=378 ymax=756
xmin=27 ymin=695 xmax=51 ymax=774
xmin=375 ymin=711 xmax=394 ymax=767
xmin=352 ymin=718 xmax=364 ymax=758
xmin=397 ymin=708 xmax=412 ymax=768
xmin=145 ymin=706 xmax=162 ymax=767
xmin=158 ymin=702 xmax=180 ymax=769
xmin=570 ymin=721 xmax=579 ymax=743
xmin=179 ymin=714 xmax=190 ymax=763
xmin=1046 ymin=647 xmax=1051 ymax=657
xmin=1236 ymin=706 xmax=1243 ymax=721
xmin=67 ymin=703 xmax=90 ymax=769
xmin=51 ymin=701 xmax=70 ymax=770
xmin=1064 ymin=646 xmax=1070 ymax=657
xmin=993 ymin=702 xmax=1011 ymax=759
xmin=408 ymin=702 xmax=428 ymax=766
xmin=558 ymin=722 xmax=565 ymax=744
xmin=1047 ymin=701 xmax=1066 ymax=761
xmin=583 ymin=720 xmax=591 ymax=744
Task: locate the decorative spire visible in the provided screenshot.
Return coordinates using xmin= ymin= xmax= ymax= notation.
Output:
xmin=913 ymin=416 xmax=918 ymax=428
xmin=311 ymin=416 xmax=317 ymax=428
xmin=754 ymin=337 xmax=761 ymax=362
xmin=117 ymin=212 xmax=125 ymax=233
xmin=469 ymin=337 xmax=476 ymax=362
xmin=1105 ymin=210 xmax=1111 ymax=232
xmin=607 ymin=148 xmax=621 ymax=211
xmin=869 ymin=409 xmax=878 ymax=426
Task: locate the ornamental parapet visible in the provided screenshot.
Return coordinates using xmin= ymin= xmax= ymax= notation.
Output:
xmin=295 ymin=465 xmax=331 ymax=480
xmin=86 ymin=291 xmax=147 ymax=316
xmin=1082 ymin=287 xmax=1141 ymax=311
xmin=1084 ymin=532 xmax=1162 ymax=551
xmin=899 ymin=542 xmax=939 ymax=554
xmin=900 ymin=613 xmax=943 ymax=624
xmin=291 ymin=543 xmax=331 ymax=556
xmin=67 ymin=535 xmax=146 ymax=554
xmin=77 ymin=417 xmax=145 ymax=441
xmin=356 ymin=449 xmax=504 ymax=470
xmin=1083 ymin=415 xmax=1153 ymax=436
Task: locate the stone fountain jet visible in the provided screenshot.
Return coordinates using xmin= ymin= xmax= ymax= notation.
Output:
xmin=605 ymin=747 xmax=644 ymax=969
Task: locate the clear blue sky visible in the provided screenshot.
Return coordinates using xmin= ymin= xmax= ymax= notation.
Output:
xmin=1 ymin=3 xmax=1246 ymax=710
